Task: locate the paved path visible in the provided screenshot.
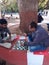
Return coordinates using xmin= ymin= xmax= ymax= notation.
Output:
xmin=6 ymin=18 xmax=20 ymax=34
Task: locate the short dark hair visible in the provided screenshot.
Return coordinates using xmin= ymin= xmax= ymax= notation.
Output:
xmin=30 ymin=21 xmax=37 ymax=28
xmin=0 ymin=19 xmax=7 ymax=24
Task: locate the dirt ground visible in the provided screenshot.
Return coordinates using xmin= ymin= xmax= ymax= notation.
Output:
xmin=6 ymin=18 xmax=21 ymax=34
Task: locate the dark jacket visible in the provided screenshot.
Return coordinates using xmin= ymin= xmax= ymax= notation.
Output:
xmin=38 ymin=14 xmax=43 ymax=23
xmin=0 ymin=27 xmax=11 ymax=43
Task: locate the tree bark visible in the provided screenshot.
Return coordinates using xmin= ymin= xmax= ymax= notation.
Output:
xmin=17 ymin=0 xmax=38 ymax=33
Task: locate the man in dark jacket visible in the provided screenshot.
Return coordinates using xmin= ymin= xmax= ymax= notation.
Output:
xmin=0 ymin=19 xmax=11 ymax=43
xmin=38 ymin=13 xmax=43 ymax=23
xmin=24 ymin=21 xmax=49 ymax=51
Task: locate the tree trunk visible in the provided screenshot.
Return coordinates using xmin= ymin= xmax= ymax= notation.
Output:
xmin=17 ymin=0 xmax=38 ymax=33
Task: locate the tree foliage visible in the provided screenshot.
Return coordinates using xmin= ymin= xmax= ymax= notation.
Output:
xmin=38 ymin=0 xmax=48 ymax=10
xmin=0 ymin=0 xmax=49 ymax=13
xmin=6 ymin=0 xmax=18 ymax=12
xmin=0 ymin=0 xmax=18 ymax=13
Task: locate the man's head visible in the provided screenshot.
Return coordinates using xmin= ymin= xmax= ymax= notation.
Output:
xmin=0 ymin=19 xmax=7 ymax=28
xmin=29 ymin=21 xmax=37 ymax=32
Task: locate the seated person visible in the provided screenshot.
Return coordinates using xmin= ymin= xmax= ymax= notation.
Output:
xmin=23 ymin=21 xmax=49 ymax=51
xmin=0 ymin=19 xmax=11 ymax=43
xmin=38 ymin=13 xmax=43 ymax=23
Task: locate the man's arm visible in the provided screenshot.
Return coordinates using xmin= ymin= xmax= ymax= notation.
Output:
xmin=24 ymin=31 xmax=47 ymax=46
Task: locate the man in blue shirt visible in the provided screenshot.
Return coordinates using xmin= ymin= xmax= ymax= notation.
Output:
xmin=24 ymin=21 xmax=49 ymax=51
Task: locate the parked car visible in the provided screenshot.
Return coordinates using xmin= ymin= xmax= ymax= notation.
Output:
xmin=38 ymin=10 xmax=49 ymax=32
xmin=39 ymin=9 xmax=49 ymax=20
